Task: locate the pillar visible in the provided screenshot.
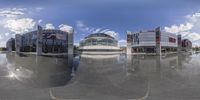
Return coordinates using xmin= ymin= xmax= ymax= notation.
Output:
xmin=155 ymin=27 xmax=161 ymax=56
xmin=36 ymin=25 xmax=43 ymax=56
xmin=126 ymin=31 xmax=133 ymax=54
xmin=67 ymin=29 xmax=74 ymax=55
xmin=6 ymin=39 xmax=12 ymax=52
xmin=15 ymin=34 xmax=22 ymax=54
xmin=177 ymin=34 xmax=182 ymax=53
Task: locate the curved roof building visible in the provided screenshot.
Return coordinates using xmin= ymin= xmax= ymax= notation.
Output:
xmin=181 ymin=39 xmax=192 ymax=52
xmin=79 ymin=33 xmax=120 ymax=53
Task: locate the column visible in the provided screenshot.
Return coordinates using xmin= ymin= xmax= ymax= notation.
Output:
xmin=6 ymin=39 xmax=12 ymax=52
xmin=15 ymin=34 xmax=22 ymax=54
xmin=155 ymin=27 xmax=161 ymax=56
xmin=67 ymin=29 xmax=74 ymax=55
xmin=126 ymin=31 xmax=133 ymax=54
xmin=177 ymin=34 xmax=182 ymax=53
xmin=36 ymin=25 xmax=43 ymax=56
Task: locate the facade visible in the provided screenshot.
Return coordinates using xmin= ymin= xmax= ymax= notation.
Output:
xmin=182 ymin=39 xmax=192 ymax=52
xmin=6 ymin=38 xmax=15 ymax=52
xmin=79 ymin=33 xmax=120 ymax=53
xmin=6 ymin=25 xmax=74 ymax=55
xmin=127 ymin=27 xmax=178 ymax=55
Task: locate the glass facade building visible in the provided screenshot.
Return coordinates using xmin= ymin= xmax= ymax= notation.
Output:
xmin=20 ymin=30 xmax=68 ymax=53
xmin=79 ymin=33 xmax=120 ymax=52
xmin=80 ymin=33 xmax=118 ymax=47
xmin=6 ymin=26 xmax=74 ymax=54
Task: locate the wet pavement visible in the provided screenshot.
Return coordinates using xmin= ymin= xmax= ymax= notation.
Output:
xmin=0 ymin=52 xmax=200 ymax=100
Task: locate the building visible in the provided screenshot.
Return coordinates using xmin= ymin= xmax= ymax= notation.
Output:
xmin=6 ymin=38 xmax=15 ymax=52
xmin=127 ymin=27 xmax=178 ymax=55
xmin=79 ymin=33 xmax=120 ymax=54
xmin=6 ymin=25 xmax=74 ymax=55
xmin=181 ymin=39 xmax=192 ymax=52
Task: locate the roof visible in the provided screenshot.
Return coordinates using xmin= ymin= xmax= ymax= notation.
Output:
xmin=85 ymin=33 xmax=115 ymax=39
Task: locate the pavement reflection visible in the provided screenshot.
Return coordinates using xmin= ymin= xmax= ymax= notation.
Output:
xmin=0 ymin=53 xmax=199 ymax=100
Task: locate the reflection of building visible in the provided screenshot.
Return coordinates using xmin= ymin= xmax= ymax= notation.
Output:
xmin=126 ymin=53 xmax=191 ymax=75
xmin=79 ymin=33 xmax=120 ymax=54
xmin=6 ymin=25 xmax=74 ymax=55
xmin=78 ymin=54 xmax=149 ymax=99
xmin=6 ymin=53 xmax=76 ymax=88
xmin=126 ymin=27 xmax=192 ymax=55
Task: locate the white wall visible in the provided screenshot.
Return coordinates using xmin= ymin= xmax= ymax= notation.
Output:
xmin=131 ymin=31 xmax=177 ymax=47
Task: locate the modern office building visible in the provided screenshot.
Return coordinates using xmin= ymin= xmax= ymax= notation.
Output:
xmin=6 ymin=25 xmax=74 ymax=55
xmin=79 ymin=33 xmax=120 ymax=54
xmin=127 ymin=27 xmax=179 ymax=55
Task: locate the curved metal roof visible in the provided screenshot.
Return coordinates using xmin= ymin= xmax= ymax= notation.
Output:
xmin=85 ymin=33 xmax=115 ymax=39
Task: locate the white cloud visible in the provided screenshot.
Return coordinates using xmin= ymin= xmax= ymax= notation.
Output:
xmin=76 ymin=20 xmax=91 ymax=32
xmin=164 ymin=23 xmax=193 ymax=33
xmin=76 ymin=20 xmax=118 ymax=39
xmin=5 ymin=32 xmax=10 ymax=36
xmin=118 ymin=39 xmax=127 ymax=47
xmin=0 ymin=7 xmax=44 ymax=47
xmin=38 ymin=19 xmax=42 ymax=24
xmin=0 ymin=8 xmax=26 ymax=18
xmin=44 ymin=23 xmax=55 ymax=29
xmin=35 ymin=7 xmax=44 ymax=12
xmin=4 ymin=18 xmax=36 ymax=34
xmin=186 ymin=12 xmax=200 ymax=23
xmin=0 ymin=32 xmax=13 ymax=47
xmin=0 ymin=35 xmax=2 ymax=40
xmin=59 ymin=24 xmax=73 ymax=33
xmin=164 ymin=11 xmax=200 ymax=46
xmin=186 ymin=32 xmax=200 ymax=42
xmin=76 ymin=21 xmax=85 ymax=28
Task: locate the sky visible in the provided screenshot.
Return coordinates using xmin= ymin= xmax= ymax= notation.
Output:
xmin=0 ymin=0 xmax=200 ymax=47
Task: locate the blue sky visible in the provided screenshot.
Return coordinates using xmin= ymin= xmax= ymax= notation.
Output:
xmin=0 ymin=0 xmax=200 ymax=46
